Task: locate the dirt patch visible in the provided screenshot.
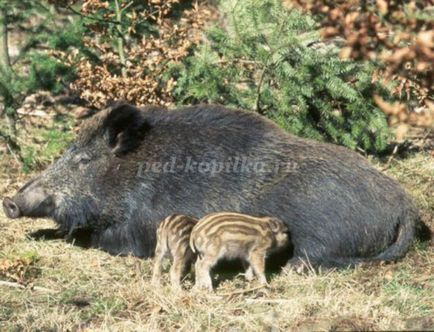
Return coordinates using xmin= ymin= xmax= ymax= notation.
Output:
xmin=405 ymin=316 xmax=434 ymax=331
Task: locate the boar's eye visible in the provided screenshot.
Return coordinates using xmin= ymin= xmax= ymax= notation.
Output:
xmin=73 ymin=152 xmax=92 ymax=166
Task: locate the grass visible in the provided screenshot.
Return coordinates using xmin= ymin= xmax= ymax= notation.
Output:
xmin=0 ymin=150 xmax=433 ymax=331
xmin=21 ymin=125 xmax=74 ymax=174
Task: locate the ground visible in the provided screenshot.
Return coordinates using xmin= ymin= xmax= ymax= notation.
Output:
xmin=0 ymin=125 xmax=433 ymax=331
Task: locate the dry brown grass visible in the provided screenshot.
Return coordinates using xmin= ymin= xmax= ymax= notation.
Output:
xmin=0 ymin=149 xmax=433 ymax=331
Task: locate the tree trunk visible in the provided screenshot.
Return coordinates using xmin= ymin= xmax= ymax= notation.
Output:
xmin=0 ymin=7 xmax=11 ymax=72
xmin=114 ymin=0 xmax=127 ymax=78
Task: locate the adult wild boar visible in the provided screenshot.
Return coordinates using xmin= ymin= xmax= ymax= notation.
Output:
xmin=3 ymin=103 xmax=421 ymax=268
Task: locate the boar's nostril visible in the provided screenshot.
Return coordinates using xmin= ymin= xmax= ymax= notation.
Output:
xmin=2 ymin=197 xmax=21 ymax=219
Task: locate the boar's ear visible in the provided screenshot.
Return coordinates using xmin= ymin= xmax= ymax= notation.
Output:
xmin=103 ymin=103 xmax=150 ymax=156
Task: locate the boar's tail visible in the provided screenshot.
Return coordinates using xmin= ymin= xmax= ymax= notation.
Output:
xmin=313 ymin=208 xmax=418 ymax=269
xmin=372 ymin=208 xmax=417 ymax=263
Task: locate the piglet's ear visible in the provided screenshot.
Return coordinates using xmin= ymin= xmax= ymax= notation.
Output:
xmin=103 ymin=102 xmax=150 ymax=156
xmin=269 ymin=217 xmax=287 ymax=233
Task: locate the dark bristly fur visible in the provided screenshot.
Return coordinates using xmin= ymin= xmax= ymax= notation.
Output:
xmin=151 ymin=214 xmax=198 ymax=290
xmin=3 ymin=103 xmax=425 ymax=270
xmin=191 ymin=212 xmax=289 ymax=290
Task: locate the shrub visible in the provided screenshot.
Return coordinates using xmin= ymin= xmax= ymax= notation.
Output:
xmin=170 ymin=0 xmax=392 ymax=153
xmin=59 ymin=0 xmax=212 ymax=108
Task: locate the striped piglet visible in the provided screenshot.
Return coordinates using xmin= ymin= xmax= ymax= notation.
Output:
xmin=190 ymin=212 xmax=289 ymax=290
xmin=151 ymin=214 xmax=198 ymax=290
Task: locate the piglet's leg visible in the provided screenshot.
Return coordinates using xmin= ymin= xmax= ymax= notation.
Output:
xmin=242 ymin=261 xmax=254 ymax=281
xmin=248 ymin=250 xmax=268 ymax=286
xmin=194 ymin=256 xmax=216 ymax=291
xmin=170 ymin=255 xmax=186 ymax=291
xmin=151 ymin=244 xmax=165 ymax=287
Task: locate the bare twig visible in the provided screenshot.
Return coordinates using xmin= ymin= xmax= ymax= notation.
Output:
xmin=245 ymin=298 xmax=296 ymax=304
xmin=5 ymin=141 xmax=22 ymax=165
xmin=383 ymin=144 xmax=399 ymax=170
xmin=0 ymin=128 xmax=23 ymax=165
xmin=219 ymin=284 xmax=266 ymax=297
xmin=0 ymin=280 xmax=54 ymax=292
xmin=0 ymin=280 xmax=25 ymax=289
xmin=120 ymin=1 xmax=134 ymax=14
xmin=66 ymin=5 xmax=121 ymax=25
xmin=255 ymin=65 xmax=268 ymax=114
xmin=215 ymin=59 xmax=257 ymax=65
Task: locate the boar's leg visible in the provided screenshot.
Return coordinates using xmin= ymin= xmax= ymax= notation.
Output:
xmin=285 ymin=257 xmax=309 ymax=274
xmin=27 ymin=227 xmax=93 ymax=248
xmin=28 ymin=228 xmax=69 ymax=241
xmin=247 ymin=249 xmax=268 ymax=286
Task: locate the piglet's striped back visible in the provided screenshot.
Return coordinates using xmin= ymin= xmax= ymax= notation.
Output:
xmin=157 ymin=214 xmax=198 ymax=252
xmin=190 ymin=212 xmax=286 ymax=254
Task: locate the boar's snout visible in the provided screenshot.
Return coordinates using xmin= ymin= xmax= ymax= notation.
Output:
xmin=3 ymin=179 xmax=55 ymax=219
xmin=3 ymin=197 xmax=21 ymax=219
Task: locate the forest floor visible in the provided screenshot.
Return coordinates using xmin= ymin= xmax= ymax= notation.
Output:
xmin=0 ymin=108 xmax=433 ymax=330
